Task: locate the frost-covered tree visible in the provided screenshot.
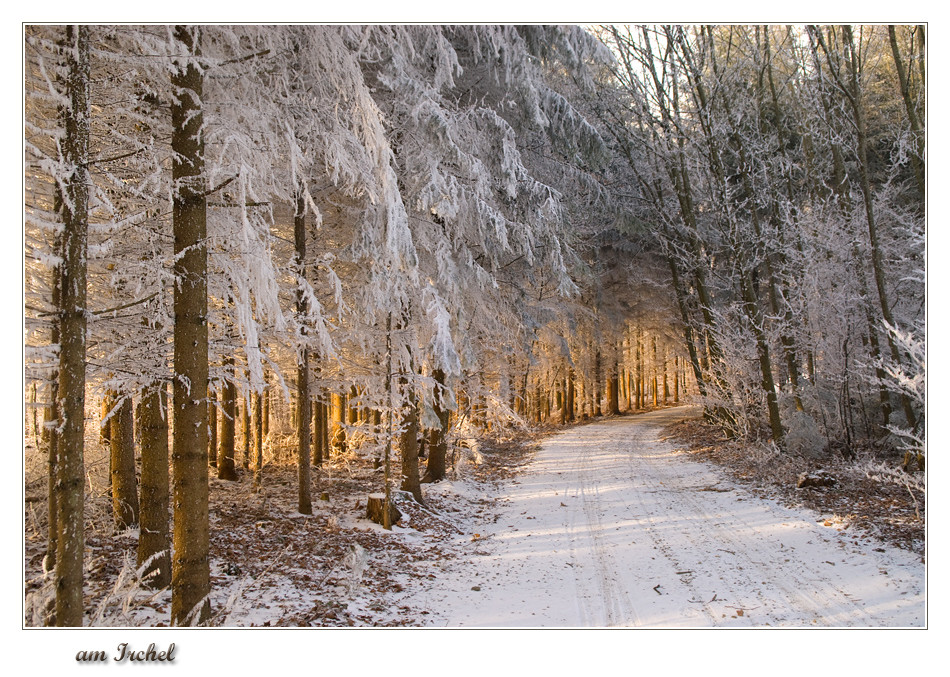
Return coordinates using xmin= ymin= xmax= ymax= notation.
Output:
xmin=593 ymin=24 xmax=924 ymax=453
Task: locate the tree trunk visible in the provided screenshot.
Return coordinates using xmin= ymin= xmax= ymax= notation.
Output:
xmin=293 ymin=191 xmax=312 ymax=513
xmin=252 ymin=390 xmax=263 ymax=491
xmin=330 ymin=391 xmax=346 ymax=455
xmin=44 ymin=230 xmax=62 ymax=573
xmin=559 ymin=375 xmax=568 ymax=424
xmin=534 ymin=379 xmax=543 ymax=423
xmin=137 ymin=385 xmax=171 ymax=589
xmin=170 ymin=24 xmax=210 ymax=627
xmin=207 ymin=387 xmax=217 ymax=467
xmin=295 ymin=354 xmax=311 ymax=513
xmin=217 ymin=359 xmax=238 ymax=481
xmin=348 ymin=385 xmax=360 ymax=425
xmin=422 ymin=368 xmax=449 ymax=483
xmin=110 ymin=396 xmax=138 ymax=530
xmin=399 ymin=380 xmax=423 ymax=503
xmin=662 ymin=351 xmax=669 ymax=404
xmin=607 ymin=356 xmax=620 ymax=415
xmin=312 ymin=396 xmax=325 ymax=467
xmin=594 ymin=350 xmax=603 ymax=417
xmin=53 ymin=24 xmax=89 ymax=627
xmin=566 ymin=367 xmax=575 ymax=422
xmin=652 ymin=337 xmax=659 ymax=407
xmin=262 ymin=385 xmax=270 ymax=439
xmin=100 ymin=394 xmax=112 ymax=445
xmin=241 ymin=394 xmax=250 ymax=469
xmin=674 ymin=356 xmax=680 ymax=403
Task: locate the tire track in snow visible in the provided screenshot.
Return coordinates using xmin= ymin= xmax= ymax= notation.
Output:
xmin=567 ymin=426 xmax=641 ymax=626
xmin=402 ymin=406 xmax=924 ymax=627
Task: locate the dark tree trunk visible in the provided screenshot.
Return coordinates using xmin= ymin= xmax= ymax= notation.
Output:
xmin=262 ymin=385 xmax=270 ymax=439
xmin=217 ymin=358 xmax=238 ymax=481
xmin=422 ymin=368 xmax=449 ymax=483
xmin=566 ymin=367 xmax=575 ymax=422
xmin=312 ymin=396 xmax=327 ymax=467
xmin=663 ymin=353 xmax=669 ymax=404
xmin=207 ymin=387 xmax=217 ymax=468
xmin=607 ymin=355 xmax=620 ymax=415
xmin=594 ymin=350 xmax=603 ymax=417
xmin=674 ymin=356 xmax=680 ymax=403
xmin=170 ymin=24 xmax=210 ymax=627
xmin=652 ymin=337 xmax=659 ymax=407
xmin=293 ymin=191 xmax=312 ymax=513
xmin=241 ymin=393 xmax=250 ymax=469
xmin=399 ymin=379 xmax=423 ymax=503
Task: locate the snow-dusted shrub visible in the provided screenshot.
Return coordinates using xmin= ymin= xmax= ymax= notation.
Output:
xmin=783 ymin=410 xmax=828 ymax=459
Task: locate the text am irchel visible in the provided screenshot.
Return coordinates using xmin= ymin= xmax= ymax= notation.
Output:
xmin=76 ymin=643 xmax=176 ymax=663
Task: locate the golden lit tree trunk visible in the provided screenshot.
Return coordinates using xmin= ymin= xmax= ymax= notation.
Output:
xmin=100 ymin=394 xmax=112 ymax=445
xmin=330 ymin=391 xmax=346 ymax=455
xmin=110 ymin=396 xmax=138 ymax=530
xmin=252 ymin=390 xmax=263 ymax=491
xmin=137 ymin=385 xmax=171 ymax=589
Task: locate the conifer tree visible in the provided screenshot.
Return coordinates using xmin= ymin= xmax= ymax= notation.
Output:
xmin=170 ymin=24 xmax=211 ymax=626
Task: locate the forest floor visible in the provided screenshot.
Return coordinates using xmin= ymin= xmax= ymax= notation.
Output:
xmin=23 ymin=404 xmax=925 ymax=628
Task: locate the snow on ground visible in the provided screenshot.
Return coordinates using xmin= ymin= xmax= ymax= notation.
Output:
xmin=20 ymin=404 xmax=933 ymax=673
xmin=22 ymin=403 xmax=926 ymax=636
xmin=382 ymin=407 xmax=924 ymax=627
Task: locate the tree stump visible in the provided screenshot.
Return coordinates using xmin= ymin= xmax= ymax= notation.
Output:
xmin=366 ymin=493 xmax=401 ymax=526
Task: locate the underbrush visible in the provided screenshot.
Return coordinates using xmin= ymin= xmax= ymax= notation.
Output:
xmin=23 ymin=423 xmax=540 ymax=627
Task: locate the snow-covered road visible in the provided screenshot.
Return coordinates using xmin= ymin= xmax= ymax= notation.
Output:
xmin=396 ymin=407 xmax=925 ymax=627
